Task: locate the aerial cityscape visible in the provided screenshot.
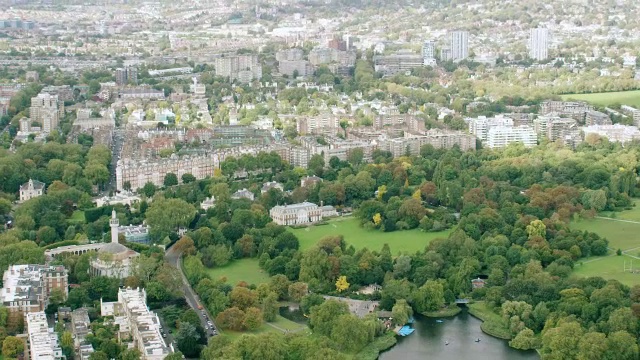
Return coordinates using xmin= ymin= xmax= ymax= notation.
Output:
xmin=0 ymin=0 xmax=639 ymax=359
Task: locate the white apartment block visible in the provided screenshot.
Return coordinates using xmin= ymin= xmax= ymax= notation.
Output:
xmin=379 ymin=130 xmax=476 ymax=157
xmin=422 ymin=40 xmax=436 ymax=66
xmin=116 ymin=153 xmax=223 ymax=191
xmin=30 ymin=93 xmax=64 ymax=133
xmin=467 ymin=115 xmax=514 ymax=141
xmin=449 ymin=30 xmax=469 ymax=62
xmin=529 ymin=28 xmax=549 ymax=61
xmin=270 ymin=202 xmax=337 ymax=226
xmin=582 ymin=124 xmax=640 ymax=144
xmin=621 ymin=105 xmax=640 ymax=126
xmin=486 ymin=126 xmax=537 ymax=148
xmin=26 ymin=312 xmax=64 ymax=360
xmin=101 ymin=288 xmax=172 ymax=360
xmin=1 ymin=265 xmax=68 ymax=314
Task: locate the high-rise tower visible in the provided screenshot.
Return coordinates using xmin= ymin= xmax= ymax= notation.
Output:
xmin=110 ymin=210 xmax=119 ymax=244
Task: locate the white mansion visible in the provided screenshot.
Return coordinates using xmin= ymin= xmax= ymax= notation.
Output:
xmin=20 ymin=179 xmax=45 ymax=202
xmin=269 ymin=202 xmax=337 ymax=226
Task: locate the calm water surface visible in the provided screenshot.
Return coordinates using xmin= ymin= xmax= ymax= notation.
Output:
xmin=379 ymin=309 xmax=539 ymax=360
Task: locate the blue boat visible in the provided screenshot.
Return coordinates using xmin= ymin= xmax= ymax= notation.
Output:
xmin=398 ymin=325 xmax=415 ymax=336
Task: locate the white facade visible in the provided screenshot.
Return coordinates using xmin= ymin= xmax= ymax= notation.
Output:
xmin=269 ymin=202 xmax=336 ymax=226
xmin=486 ymin=126 xmax=537 ymax=148
xmin=449 ymin=30 xmax=469 ymax=62
xmin=468 ymin=115 xmax=514 ymax=141
xmin=1 ymin=264 xmax=68 ymax=314
xmin=422 ymin=40 xmax=436 ymax=66
xmin=101 ymin=288 xmax=172 ymax=360
xmin=27 ymin=312 xmax=64 ymax=360
xmin=582 ymin=124 xmax=640 ymax=143
xmin=529 ymin=28 xmax=549 ymax=61
xmin=20 ymin=179 xmax=45 ymax=202
xmin=89 ymin=211 xmax=139 ymax=279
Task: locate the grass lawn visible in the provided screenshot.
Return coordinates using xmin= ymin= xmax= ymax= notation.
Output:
xmin=467 ymin=301 xmax=511 ymax=340
xmin=69 ymin=210 xmax=86 ymax=224
xmin=221 ymin=315 xmax=308 ymax=340
xmin=560 ymin=90 xmax=640 ymax=107
xmin=205 ymin=258 xmax=271 ymax=286
xmin=569 ymin=201 xmax=640 ymax=286
xmin=574 ymin=254 xmax=640 ymax=287
xmin=290 ymin=217 xmax=452 ymax=255
xmin=599 ymin=199 xmax=640 ymax=222
xmin=570 ymin=218 xmax=640 ymax=251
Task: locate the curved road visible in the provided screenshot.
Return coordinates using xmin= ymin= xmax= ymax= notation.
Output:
xmin=165 ymin=247 xmax=219 ymax=337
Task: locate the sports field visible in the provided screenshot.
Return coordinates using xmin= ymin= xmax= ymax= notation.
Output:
xmin=560 ymin=90 xmax=640 ymax=107
xmin=221 ymin=315 xmax=308 ymax=340
xmin=205 ymin=258 xmax=271 ymax=286
xmin=290 ymin=217 xmax=452 ymax=255
xmin=570 ymin=202 xmax=640 ymax=286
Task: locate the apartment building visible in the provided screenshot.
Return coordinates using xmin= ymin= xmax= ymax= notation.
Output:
xmin=26 ymin=312 xmax=64 ymax=360
xmin=529 ymin=28 xmax=549 ymax=61
xmin=533 ymin=115 xmax=578 ymax=141
xmin=116 ymin=153 xmax=222 ymax=191
xmin=214 ymin=55 xmax=262 ymax=82
xmin=467 ymin=115 xmax=514 ymax=141
xmin=100 ymin=288 xmax=172 ymax=360
xmin=373 ymin=51 xmax=423 ymax=76
xmin=278 ymin=60 xmax=312 ymax=77
xmin=378 ymin=130 xmax=476 ymax=157
xmin=540 ymin=101 xmax=593 ymax=122
xmin=585 ymin=110 xmax=613 ymax=126
xmin=276 ymin=48 xmax=304 ymax=62
xmin=31 ymin=93 xmax=64 ymax=133
xmin=449 ymin=30 xmax=469 ymax=62
xmin=1 ymin=265 xmax=68 ymax=314
xmin=422 ymin=40 xmax=437 ymax=66
xmin=297 ymin=113 xmax=340 ymax=135
xmin=486 ymin=126 xmax=537 ymax=148
xmin=269 ymin=202 xmax=337 ymax=226
xmin=621 ymin=105 xmax=640 ymax=126
xmin=582 ymin=124 xmax=640 ymax=143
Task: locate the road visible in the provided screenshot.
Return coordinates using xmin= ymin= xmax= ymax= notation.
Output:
xmin=165 ymin=246 xmax=219 ymax=338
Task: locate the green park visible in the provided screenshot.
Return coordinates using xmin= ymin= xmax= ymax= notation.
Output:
xmin=290 ymin=216 xmax=452 ymax=255
xmin=570 ymin=200 xmax=640 ymax=286
xmin=560 ymin=90 xmax=640 ymax=107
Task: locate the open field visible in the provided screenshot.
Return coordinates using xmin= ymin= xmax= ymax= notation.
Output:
xmin=221 ymin=315 xmax=308 ymax=340
xmin=205 ymin=258 xmax=271 ymax=286
xmin=290 ymin=217 xmax=452 ymax=255
xmin=560 ymin=90 xmax=640 ymax=107
xmin=570 ymin=202 xmax=640 ymax=286
xmin=570 ymin=218 xmax=640 ymax=250
xmin=600 ymin=199 xmax=640 ymax=222
xmin=574 ymin=253 xmax=640 ymax=286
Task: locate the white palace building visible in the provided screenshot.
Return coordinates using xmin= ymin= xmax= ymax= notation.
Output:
xmin=269 ymin=202 xmax=337 ymax=226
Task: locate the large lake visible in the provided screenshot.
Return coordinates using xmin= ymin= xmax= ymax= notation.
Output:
xmin=379 ymin=309 xmax=539 ymax=360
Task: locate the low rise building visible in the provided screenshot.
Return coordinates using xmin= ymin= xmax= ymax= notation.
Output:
xmin=269 ymin=202 xmax=336 ymax=226
xmin=200 ymin=196 xmax=216 ymax=210
xmin=26 ymin=311 xmax=64 ymax=360
xmin=100 ymin=288 xmax=172 ymax=360
xmin=232 ymin=188 xmax=255 ymax=201
xmin=585 ymin=110 xmax=612 ymax=126
xmin=582 ymin=124 xmax=640 ymax=143
xmin=261 ymin=181 xmax=284 ymax=193
xmin=120 ymin=225 xmax=151 ymax=245
xmin=20 ymin=179 xmax=45 ymax=202
xmin=373 ymin=51 xmax=423 ymax=76
xmin=0 ymin=265 xmax=68 ymax=314
xmin=94 ymin=191 xmax=142 ymax=208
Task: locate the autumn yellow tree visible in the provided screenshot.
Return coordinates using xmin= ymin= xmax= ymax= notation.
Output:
xmin=376 ymin=185 xmax=387 ymax=200
xmin=335 ymin=276 xmax=350 ymax=292
xmin=372 ymin=213 xmax=382 ymax=227
xmin=412 ymin=189 xmax=421 ymax=200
